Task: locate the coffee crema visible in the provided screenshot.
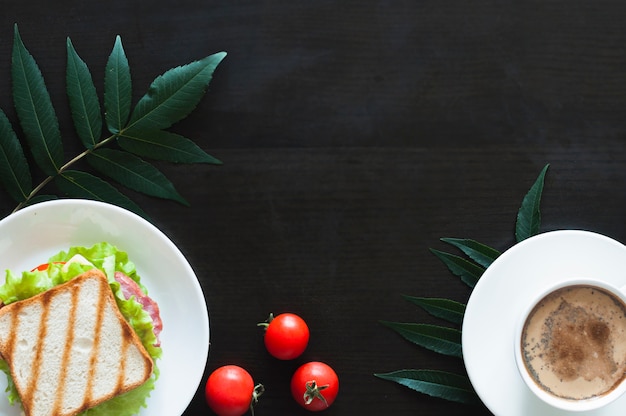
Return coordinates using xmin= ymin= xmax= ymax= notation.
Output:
xmin=521 ymin=285 xmax=626 ymax=400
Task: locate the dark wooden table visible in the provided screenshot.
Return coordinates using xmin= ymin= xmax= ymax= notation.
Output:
xmin=3 ymin=1 xmax=626 ymax=415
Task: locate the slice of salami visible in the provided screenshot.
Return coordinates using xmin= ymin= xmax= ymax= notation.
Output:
xmin=114 ymin=271 xmax=163 ymax=347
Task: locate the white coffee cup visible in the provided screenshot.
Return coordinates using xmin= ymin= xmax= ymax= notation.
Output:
xmin=514 ymin=278 xmax=626 ymax=412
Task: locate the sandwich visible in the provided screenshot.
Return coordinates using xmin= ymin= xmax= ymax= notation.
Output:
xmin=0 ymin=270 xmax=153 ymax=416
xmin=0 ymin=242 xmax=162 ymax=416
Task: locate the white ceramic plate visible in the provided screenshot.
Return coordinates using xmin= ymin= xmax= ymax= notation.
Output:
xmin=0 ymin=199 xmax=209 ymax=416
xmin=462 ymin=230 xmax=626 ymax=415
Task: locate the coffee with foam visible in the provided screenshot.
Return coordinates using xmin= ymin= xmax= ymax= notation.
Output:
xmin=521 ymin=285 xmax=626 ymax=400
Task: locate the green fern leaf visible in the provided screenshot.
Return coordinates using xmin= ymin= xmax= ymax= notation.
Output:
xmin=375 ymin=370 xmax=479 ymax=405
xmin=430 ymin=248 xmax=484 ymax=288
xmin=1 ymin=27 xmax=226 ymax=218
xmin=403 ymin=296 xmax=466 ymax=325
xmin=516 ymin=164 xmax=549 ymax=242
xmin=440 ymin=238 xmax=500 ymax=268
xmin=86 ymin=148 xmax=188 ymax=205
xmin=54 ymin=170 xmax=148 ymax=219
xmin=118 ymin=129 xmax=221 ymax=164
xmin=0 ymin=108 xmax=32 ymax=202
xmin=12 ymin=24 xmax=64 ymax=176
xmin=104 ymin=36 xmax=131 ymax=134
xmin=380 ymin=321 xmax=462 ymax=357
xmin=66 ymin=37 xmax=102 ymax=148
xmin=126 ymin=52 xmax=227 ymax=131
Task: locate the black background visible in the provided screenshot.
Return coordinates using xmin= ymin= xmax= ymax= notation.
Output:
xmin=3 ymin=1 xmax=626 ymax=415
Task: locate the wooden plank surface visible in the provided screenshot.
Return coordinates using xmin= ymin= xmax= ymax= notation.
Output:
xmin=2 ymin=1 xmax=626 ymax=414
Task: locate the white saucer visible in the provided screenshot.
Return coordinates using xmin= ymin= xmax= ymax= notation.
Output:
xmin=462 ymin=230 xmax=626 ymax=415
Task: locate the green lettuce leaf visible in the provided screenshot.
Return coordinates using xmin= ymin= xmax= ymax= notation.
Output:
xmin=0 ymin=242 xmax=161 ymax=415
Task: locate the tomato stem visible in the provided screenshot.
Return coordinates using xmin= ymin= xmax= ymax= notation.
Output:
xmin=249 ymin=383 xmax=265 ymax=416
xmin=303 ymin=380 xmax=330 ymax=407
xmin=256 ymin=313 xmax=275 ymax=330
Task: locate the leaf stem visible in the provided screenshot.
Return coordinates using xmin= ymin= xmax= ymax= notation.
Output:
xmin=12 ymin=133 xmax=118 ymax=213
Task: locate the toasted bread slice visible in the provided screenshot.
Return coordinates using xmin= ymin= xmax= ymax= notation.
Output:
xmin=0 ymin=269 xmax=153 ymax=416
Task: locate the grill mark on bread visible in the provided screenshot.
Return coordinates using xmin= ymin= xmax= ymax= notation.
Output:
xmin=51 ymin=284 xmax=79 ymax=415
xmin=5 ymin=307 xmax=18 ymax=380
xmin=85 ymin=276 xmax=107 ymax=406
xmin=118 ymin=324 xmax=131 ymax=392
xmin=23 ymin=294 xmax=51 ymax=412
xmin=0 ymin=270 xmax=154 ymax=416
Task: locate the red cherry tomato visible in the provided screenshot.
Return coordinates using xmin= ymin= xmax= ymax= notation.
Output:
xmin=291 ymin=362 xmax=339 ymax=411
xmin=31 ymin=261 xmax=65 ymax=272
xmin=205 ymin=365 xmax=264 ymax=416
xmin=259 ymin=313 xmax=309 ymax=360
